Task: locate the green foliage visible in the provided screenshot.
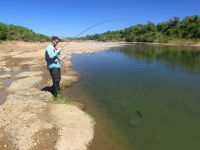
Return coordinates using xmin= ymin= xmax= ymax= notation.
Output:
xmin=84 ymin=30 xmax=125 ymax=41
xmin=0 ymin=22 xmax=50 ymax=42
xmin=125 ymin=22 xmax=158 ymax=42
xmin=84 ymin=15 xmax=200 ymax=43
xmin=86 ymin=112 xmax=96 ymax=124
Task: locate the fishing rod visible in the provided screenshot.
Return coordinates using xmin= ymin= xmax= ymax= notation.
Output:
xmin=61 ymin=18 xmax=131 ymax=49
xmin=57 ymin=18 xmax=131 ymax=62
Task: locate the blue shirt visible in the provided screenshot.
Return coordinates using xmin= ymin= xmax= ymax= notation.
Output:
xmin=45 ymin=44 xmax=61 ymax=69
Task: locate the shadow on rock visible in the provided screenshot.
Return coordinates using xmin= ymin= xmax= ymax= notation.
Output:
xmin=41 ymin=86 xmax=54 ymax=95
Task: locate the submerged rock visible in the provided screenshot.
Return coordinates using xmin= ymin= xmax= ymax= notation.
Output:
xmin=60 ymin=74 xmax=79 ymax=89
xmin=66 ymin=70 xmax=79 ymax=76
xmin=128 ymin=117 xmax=140 ymax=127
xmin=71 ymin=101 xmax=87 ymax=111
xmin=136 ymin=110 xmax=143 ymax=118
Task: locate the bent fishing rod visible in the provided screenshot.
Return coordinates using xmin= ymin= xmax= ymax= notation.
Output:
xmin=57 ymin=18 xmax=131 ymax=62
xmin=61 ymin=18 xmax=131 ymax=49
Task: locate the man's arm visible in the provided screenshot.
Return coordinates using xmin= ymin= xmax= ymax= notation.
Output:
xmin=46 ymin=46 xmax=60 ymax=59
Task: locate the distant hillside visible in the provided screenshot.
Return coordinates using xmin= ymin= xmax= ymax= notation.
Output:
xmin=83 ymin=15 xmax=200 ymax=43
xmin=0 ymin=23 xmax=50 ymax=42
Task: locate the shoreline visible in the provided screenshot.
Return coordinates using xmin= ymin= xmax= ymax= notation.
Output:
xmin=62 ymin=40 xmax=200 ymax=47
xmin=126 ymin=41 xmax=200 ymax=47
xmin=0 ymin=41 xmax=125 ymax=150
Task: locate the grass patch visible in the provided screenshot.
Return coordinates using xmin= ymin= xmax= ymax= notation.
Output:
xmin=55 ymin=95 xmax=70 ymax=104
xmin=86 ymin=113 xmax=96 ymax=124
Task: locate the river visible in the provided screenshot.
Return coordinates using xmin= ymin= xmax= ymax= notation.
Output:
xmin=66 ymin=44 xmax=200 ymax=150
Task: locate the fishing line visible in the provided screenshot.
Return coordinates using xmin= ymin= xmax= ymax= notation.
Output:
xmin=61 ymin=18 xmax=132 ymax=49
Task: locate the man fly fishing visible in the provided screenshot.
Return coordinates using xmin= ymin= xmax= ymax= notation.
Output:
xmin=45 ymin=36 xmax=64 ymax=97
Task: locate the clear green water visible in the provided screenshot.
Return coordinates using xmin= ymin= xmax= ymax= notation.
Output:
xmin=70 ymin=44 xmax=200 ymax=150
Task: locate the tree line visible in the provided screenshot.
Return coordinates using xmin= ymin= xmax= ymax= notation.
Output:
xmin=0 ymin=23 xmax=50 ymax=42
xmin=83 ymin=15 xmax=200 ymax=43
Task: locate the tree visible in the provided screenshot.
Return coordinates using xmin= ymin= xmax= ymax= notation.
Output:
xmin=0 ymin=22 xmax=50 ymax=42
xmin=82 ymin=15 xmax=200 ymax=42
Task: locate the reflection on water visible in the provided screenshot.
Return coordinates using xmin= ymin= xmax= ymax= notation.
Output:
xmin=70 ymin=44 xmax=200 ymax=150
xmin=114 ymin=44 xmax=200 ymax=70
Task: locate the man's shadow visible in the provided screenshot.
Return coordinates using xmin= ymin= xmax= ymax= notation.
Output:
xmin=41 ymin=86 xmax=54 ymax=95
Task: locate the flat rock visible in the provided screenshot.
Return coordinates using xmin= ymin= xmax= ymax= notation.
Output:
xmin=3 ymin=67 xmax=11 ymax=72
xmin=128 ymin=117 xmax=140 ymax=127
xmin=63 ymin=60 xmax=72 ymax=68
xmin=63 ymin=55 xmax=72 ymax=60
xmin=20 ymin=60 xmax=37 ymax=66
xmin=12 ymin=51 xmax=42 ymax=58
xmin=0 ymin=88 xmax=53 ymax=150
xmin=0 ymin=74 xmax=12 ymax=80
xmin=8 ymin=77 xmax=42 ymax=92
xmin=53 ymin=104 xmax=94 ymax=150
xmin=0 ymin=62 xmax=6 ymax=70
xmin=16 ymin=71 xmax=43 ymax=78
xmin=12 ymin=67 xmax=20 ymax=72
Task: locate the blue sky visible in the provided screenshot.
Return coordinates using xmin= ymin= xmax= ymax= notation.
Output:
xmin=0 ymin=0 xmax=199 ymax=37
